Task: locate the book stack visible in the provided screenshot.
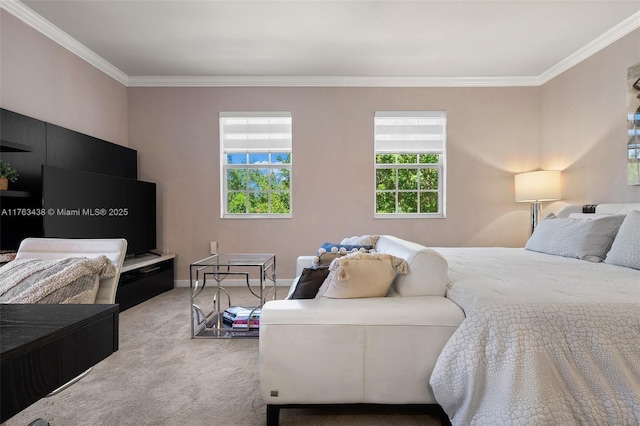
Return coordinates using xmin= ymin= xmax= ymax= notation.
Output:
xmin=223 ymin=306 xmax=260 ymax=329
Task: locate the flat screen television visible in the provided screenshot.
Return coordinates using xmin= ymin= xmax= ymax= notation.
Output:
xmin=42 ymin=165 xmax=156 ymax=256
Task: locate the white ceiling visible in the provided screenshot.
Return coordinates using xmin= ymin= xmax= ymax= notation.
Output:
xmin=6 ymin=0 xmax=640 ymax=86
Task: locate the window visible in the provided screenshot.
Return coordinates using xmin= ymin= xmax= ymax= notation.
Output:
xmin=374 ymin=111 xmax=446 ymax=218
xmin=220 ymin=112 xmax=292 ymax=218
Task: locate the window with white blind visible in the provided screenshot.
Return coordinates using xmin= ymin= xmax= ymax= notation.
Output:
xmin=374 ymin=111 xmax=446 ymax=218
xmin=220 ymin=112 xmax=292 ymax=218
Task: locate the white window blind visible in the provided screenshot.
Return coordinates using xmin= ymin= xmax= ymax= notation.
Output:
xmin=374 ymin=111 xmax=446 ymax=154
xmin=220 ymin=112 xmax=292 ymax=153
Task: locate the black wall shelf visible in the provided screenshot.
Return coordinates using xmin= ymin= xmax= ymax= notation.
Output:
xmin=0 ymin=108 xmax=137 ymax=250
xmin=0 ymin=140 xmax=32 ymax=153
xmin=0 ymin=190 xmax=31 ymax=198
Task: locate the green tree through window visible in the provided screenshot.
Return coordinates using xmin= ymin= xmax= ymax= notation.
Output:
xmin=374 ymin=111 xmax=446 ymax=217
xmin=226 ymin=154 xmax=291 ymax=214
xmin=375 ymin=154 xmax=440 ymax=214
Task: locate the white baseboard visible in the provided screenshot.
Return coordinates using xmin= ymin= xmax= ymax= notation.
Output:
xmin=174 ymin=279 xmax=292 ymax=288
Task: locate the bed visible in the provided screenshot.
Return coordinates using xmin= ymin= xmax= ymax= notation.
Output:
xmin=430 ymin=203 xmax=640 ymax=425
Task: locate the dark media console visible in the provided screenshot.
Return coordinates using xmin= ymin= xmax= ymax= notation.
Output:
xmin=118 ymin=254 xmax=175 ymax=311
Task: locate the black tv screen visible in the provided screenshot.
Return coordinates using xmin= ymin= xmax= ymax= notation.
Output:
xmin=42 ymin=165 xmax=156 ymax=256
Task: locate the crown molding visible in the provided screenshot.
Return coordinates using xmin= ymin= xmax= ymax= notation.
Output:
xmin=0 ymin=0 xmax=129 ymax=85
xmin=538 ymin=10 xmax=640 ymax=85
xmin=126 ymin=75 xmax=541 ymax=87
xmin=3 ymin=0 xmax=638 ymax=88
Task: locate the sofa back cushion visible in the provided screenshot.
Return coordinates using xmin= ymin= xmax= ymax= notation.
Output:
xmin=375 ymin=235 xmax=448 ymax=297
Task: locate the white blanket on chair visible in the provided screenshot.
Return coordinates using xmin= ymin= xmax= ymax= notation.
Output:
xmin=430 ymin=248 xmax=640 ymax=426
xmin=0 ymin=256 xmax=115 ymax=304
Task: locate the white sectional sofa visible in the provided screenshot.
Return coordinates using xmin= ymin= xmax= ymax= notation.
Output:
xmin=259 ymin=235 xmax=465 ymax=425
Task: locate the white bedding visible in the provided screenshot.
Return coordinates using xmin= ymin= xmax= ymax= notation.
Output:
xmin=429 ymin=248 xmax=640 ymax=426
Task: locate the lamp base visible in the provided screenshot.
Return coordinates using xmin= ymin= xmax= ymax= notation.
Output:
xmin=530 ymin=202 xmax=542 ymax=234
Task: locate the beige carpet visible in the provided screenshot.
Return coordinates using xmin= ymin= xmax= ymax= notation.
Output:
xmin=5 ymin=288 xmax=445 ymax=426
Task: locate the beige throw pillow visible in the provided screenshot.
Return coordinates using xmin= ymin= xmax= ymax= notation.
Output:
xmin=315 ymin=252 xmax=408 ymax=299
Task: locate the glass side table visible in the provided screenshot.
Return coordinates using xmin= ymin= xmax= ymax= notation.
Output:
xmin=190 ymin=253 xmax=276 ymax=338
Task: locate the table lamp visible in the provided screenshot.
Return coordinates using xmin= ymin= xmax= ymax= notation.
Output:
xmin=515 ymin=170 xmax=561 ymax=233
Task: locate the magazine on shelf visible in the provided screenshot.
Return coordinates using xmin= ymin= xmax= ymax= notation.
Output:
xmin=231 ymin=318 xmax=260 ymax=329
xmin=223 ymin=306 xmax=261 ymax=329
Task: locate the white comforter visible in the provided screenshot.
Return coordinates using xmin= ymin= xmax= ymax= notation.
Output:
xmin=429 ymin=248 xmax=640 ymax=426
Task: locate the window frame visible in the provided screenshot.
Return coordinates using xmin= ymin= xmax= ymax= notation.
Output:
xmin=374 ymin=111 xmax=446 ymax=219
xmin=220 ymin=112 xmax=292 ymax=219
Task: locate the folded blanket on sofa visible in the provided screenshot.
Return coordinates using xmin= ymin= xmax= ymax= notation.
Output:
xmin=0 ymin=256 xmax=115 ymax=304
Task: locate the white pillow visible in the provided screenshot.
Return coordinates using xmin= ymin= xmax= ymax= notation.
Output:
xmin=315 ymin=252 xmax=407 ymax=299
xmin=604 ymin=210 xmax=640 ymax=269
xmin=525 ymin=214 xmax=625 ymax=262
xmin=567 ymin=213 xmax=614 ymax=220
xmin=340 ymin=234 xmax=380 ymax=246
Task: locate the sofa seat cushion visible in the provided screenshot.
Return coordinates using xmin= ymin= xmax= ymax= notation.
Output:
xmin=261 ymin=296 xmax=465 ymax=327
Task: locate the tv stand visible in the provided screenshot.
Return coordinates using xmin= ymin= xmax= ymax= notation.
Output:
xmin=127 ymin=251 xmax=161 ymax=259
xmin=117 ymin=254 xmax=175 ymax=311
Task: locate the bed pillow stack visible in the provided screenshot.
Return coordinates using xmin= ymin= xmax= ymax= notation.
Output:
xmin=525 ymin=214 xmax=625 ymax=262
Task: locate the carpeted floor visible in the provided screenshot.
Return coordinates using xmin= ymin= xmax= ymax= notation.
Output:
xmin=5 ymin=288 xmax=445 ymax=426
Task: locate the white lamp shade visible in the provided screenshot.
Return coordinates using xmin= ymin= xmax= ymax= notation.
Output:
xmin=515 ymin=170 xmax=561 ymax=202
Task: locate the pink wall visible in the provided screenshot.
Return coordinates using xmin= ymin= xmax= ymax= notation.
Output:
xmin=540 ymin=29 xmax=640 ymax=205
xmin=0 ymin=11 xmax=128 ymax=146
xmin=128 ymin=86 xmax=540 ymax=279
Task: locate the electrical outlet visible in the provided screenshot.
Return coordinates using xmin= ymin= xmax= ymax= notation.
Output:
xmin=210 ymin=241 xmax=218 ymax=255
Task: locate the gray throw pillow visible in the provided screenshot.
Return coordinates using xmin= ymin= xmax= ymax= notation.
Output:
xmin=604 ymin=210 xmax=640 ymax=269
xmin=525 ymin=214 xmax=625 ymax=262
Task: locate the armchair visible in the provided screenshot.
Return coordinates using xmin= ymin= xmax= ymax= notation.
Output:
xmin=14 ymin=237 xmax=128 ymax=304
xmin=8 ymin=238 xmax=127 ymax=426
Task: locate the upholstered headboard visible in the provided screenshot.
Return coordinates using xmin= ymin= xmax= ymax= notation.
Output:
xmin=15 ymin=238 xmax=128 ymax=304
xmin=557 ymin=203 xmax=640 ymax=218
